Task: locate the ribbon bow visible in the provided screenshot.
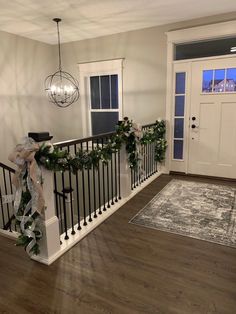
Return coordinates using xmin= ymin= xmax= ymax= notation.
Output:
xmin=8 ymin=137 xmax=45 ymax=255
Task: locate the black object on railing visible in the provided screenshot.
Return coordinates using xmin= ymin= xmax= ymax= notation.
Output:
xmin=0 ymin=162 xmax=16 ymax=232
xmin=53 ymin=131 xmax=120 ymax=240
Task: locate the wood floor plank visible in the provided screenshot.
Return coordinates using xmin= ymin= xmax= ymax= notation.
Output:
xmin=0 ymin=174 xmax=236 ymax=314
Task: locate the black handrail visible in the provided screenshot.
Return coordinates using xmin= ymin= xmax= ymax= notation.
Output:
xmin=0 ymin=162 xmax=15 ymax=173
xmin=54 ymin=131 xmax=116 ymax=148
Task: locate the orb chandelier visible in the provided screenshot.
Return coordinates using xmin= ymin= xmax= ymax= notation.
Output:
xmin=45 ymin=18 xmax=79 ymax=108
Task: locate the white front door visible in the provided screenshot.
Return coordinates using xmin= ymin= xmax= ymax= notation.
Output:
xmin=188 ymin=57 xmax=236 ymax=179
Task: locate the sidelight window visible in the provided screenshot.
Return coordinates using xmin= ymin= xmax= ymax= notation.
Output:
xmin=173 ymin=72 xmax=186 ymax=160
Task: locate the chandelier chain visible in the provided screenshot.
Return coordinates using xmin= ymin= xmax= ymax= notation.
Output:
xmin=56 ymin=20 xmax=62 ymax=71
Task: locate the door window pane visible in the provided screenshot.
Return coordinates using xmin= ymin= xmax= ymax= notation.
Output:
xmin=101 ymin=75 xmax=110 ymax=109
xmin=202 ymin=70 xmax=213 ymax=93
xmin=213 ymin=69 xmax=225 ymax=92
xmin=175 ymin=96 xmax=185 ymax=116
xmin=111 ymin=75 xmax=118 ymax=108
xmin=174 ymin=118 xmax=184 ymax=138
xmin=226 ymin=68 xmax=236 ymax=91
xmin=91 ymin=112 xmax=119 ymax=135
xmin=173 ymin=140 xmax=183 ymax=159
xmin=175 ymin=73 xmax=186 ymax=94
xmin=90 ymin=76 xmax=100 ymax=109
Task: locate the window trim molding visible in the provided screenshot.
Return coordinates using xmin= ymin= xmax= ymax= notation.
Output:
xmin=165 ymin=20 xmax=236 ymax=174
xmin=78 ymin=59 xmax=124 ymax=137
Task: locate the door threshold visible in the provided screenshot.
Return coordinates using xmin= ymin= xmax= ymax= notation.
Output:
xmin=169 ymin=171 xmax=236 ymax=182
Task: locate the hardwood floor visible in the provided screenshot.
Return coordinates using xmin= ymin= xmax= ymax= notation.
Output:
xmin=0 ymin=174 xmax=236 ymax=314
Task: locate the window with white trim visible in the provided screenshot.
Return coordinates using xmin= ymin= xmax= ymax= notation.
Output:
xmin=90 ymin=74 xmax=119 ymax=135
xmin=79 ymin=59 xmax=123 ymax=136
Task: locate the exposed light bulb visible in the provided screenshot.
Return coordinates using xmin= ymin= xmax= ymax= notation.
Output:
xmin=230 ymin=46 xmax=236 ymax=52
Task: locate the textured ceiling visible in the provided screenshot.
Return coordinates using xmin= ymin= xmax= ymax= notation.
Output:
xmin=0 ymin=0 xmax=235 ymax=44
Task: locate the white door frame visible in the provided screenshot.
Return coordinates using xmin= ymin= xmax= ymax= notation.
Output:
xmin=165 ymin=20 xmax=236 ymax=173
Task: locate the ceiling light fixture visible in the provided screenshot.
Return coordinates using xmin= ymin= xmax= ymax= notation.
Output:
xmin=45 ymin=18 xmax=79 ymax=108
xmin=230 ymin=46 xmax=236 ymax=53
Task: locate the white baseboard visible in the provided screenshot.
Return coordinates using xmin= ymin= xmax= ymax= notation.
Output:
xmin=0 ymin=229 xmax=19 ymax=240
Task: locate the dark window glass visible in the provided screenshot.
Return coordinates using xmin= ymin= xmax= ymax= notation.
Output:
xmin=90 ymin=76 xmax=100 ymax=109
xmin=226 ymin=68 xmax=236 ymax=91
xmin=202 ymin=70 xmax=213 ymax=93
xmin=175 ymin=73 xmax=186 ymax=94
xmin=175 ymin=96 xmax=185 ymax=116
xmin=213 ymin=69 xmax=225 ymax=92
xmin=173 ymin=140 xmax=183 ymax=159
xmin=101 ymin=75 xmax=110 ymax=109
xmin=175 ymin=37 xmax=236 ymax=60
xmin=174 ymin=118 xmax=184 ymax=138
xmin=111 ymin=75 xmax=118 ymax=108
xmin=91 ymin=112 xmax=119 ymax=135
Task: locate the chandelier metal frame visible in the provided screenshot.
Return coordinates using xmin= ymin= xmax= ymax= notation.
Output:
xmin=45 ymin=18 xmax=79 ymax=108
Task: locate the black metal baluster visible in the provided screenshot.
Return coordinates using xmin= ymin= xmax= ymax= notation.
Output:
xmin=67 ymin=145 xmax=75 ymax=235
xmin=54 ymin=172 xmax=59 ymax=218
xmin=147 ymin=141 xmax=150 ymax=178
xmin=134 ymin=168 xmax=136 ymax=188
xmin=74 ymin=144 xmax=81 ymax=230
xmin=114 ymin=150 xmax=118 ymax=202
xmin=3 ymin=169 xmax=11 ymax=231
xmin=110 ymin=149 xmax=114 ymax=205
xmin=97 ymin=139 xmax=102 ymax=214
xmin=58 ymin=194 xmax=63 ymax=235
xmin=102 ymin=138 xmax=106 ymax=211
xmin=0 ymin=183 xmax=5 ymax=228
xmin=131 ymin=168 xmax=133 ymax=190
xmin=61 ymin=171 xmax=69 ymax=240
xmin=86 ymin=141 xmax=92 ymax=222
xmin=106 ymin=137 xmax=110 ymax=209
xmin=80 ymin=142 xmax=87 ymax=226
xmin=139 ymin=147 xmax=142 ymax=185
xmin=92 ymin=140 xmax=97 ymax=218
xmin=150 ymin=139 xmax=153 ymax=176
xmin=152 ymin=142 xmax=155 ymax=175
xmin=118 ymin=149 xmax=121 ymax=200
xmin=144 ymin=143 xmax=147 ymax=181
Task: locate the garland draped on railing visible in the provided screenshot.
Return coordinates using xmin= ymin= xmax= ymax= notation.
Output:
xmin=35 ymin=118 xmax=167 ymax=172
xmin=8 ymin=117 xmax=167 ymax=257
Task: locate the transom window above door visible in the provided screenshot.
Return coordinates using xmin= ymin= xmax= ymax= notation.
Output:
xmin=202 ymin=68 xmax=236 ymax=93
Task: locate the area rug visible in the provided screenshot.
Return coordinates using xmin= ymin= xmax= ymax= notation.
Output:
xmin=130 ymin=179 xmax=236 ymax=248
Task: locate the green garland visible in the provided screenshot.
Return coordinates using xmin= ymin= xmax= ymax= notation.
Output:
xmin=35 ymin=118 xmax=167 ymax=172
xmin=11 ymin=118 xmax=166 ymax=257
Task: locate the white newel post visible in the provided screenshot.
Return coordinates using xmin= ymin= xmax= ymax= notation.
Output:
xmin=31 ymin=142 xmax=61 ymax=265
xmin=119 ymin=145 xmax=132 ymax=198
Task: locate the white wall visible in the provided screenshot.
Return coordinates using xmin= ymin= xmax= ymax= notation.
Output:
xmin=0 ymin=30 xmax=84 ymax=165
xmin=0 ymin=30 xmax=52 ymax=164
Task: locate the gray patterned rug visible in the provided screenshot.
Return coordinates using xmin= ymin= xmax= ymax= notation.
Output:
xmin=130 ymin=179 xmax=236 ymax=248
